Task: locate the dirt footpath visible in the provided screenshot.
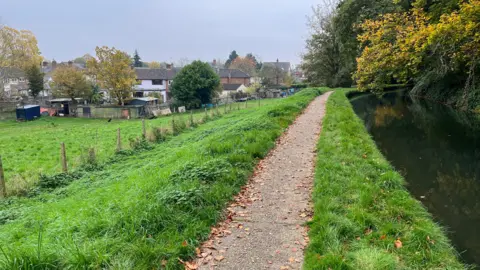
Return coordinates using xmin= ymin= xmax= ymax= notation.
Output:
xmin=192 ymin=92 xmax=332 ymax=270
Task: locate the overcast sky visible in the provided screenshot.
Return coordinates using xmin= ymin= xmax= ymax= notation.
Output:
xmin=0 ymin=0 xmax=318 ymax=65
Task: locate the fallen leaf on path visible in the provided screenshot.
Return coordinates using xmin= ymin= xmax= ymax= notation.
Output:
xmin=185 ymin=262 xmax=198 ymax=269
xmin=215 ymin=256 xmax=225 ymax=262
xmin=299 ymin=213 xmax=307 ymax=218
xmin=195 ymin=248 xmax=201 ymax=255
xmin=289 ymin=257 xmax=295 ymax=263
xmin=395 ymin=239 xmax=403 ymax=248
xmin=280 ymin=266 xmax=290 ymax=270
xmin=268 ymin=260 xmax=273 ymax=264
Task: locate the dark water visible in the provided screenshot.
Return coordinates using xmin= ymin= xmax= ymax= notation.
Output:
xmin=350 ymin=91 xmax=480 ymax=267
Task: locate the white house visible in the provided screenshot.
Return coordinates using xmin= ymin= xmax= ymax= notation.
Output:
xmin=134 ymin=66 xmax=179 ymax=103
xmin=221 ymin=83 xmax=247 ymax=98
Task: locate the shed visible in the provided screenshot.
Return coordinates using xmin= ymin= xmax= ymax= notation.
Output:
xmin=127 ymin=97 xmax=159 ymax=106
xmin=16 ymin=105 xmax=40 ymax=121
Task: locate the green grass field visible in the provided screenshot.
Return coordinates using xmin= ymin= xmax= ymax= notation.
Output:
xmin=304 ymin=90 xmax=466 ymax=269
xmin=0 ymin=89 xmax=324 ymax=269
xmin=0 ymin=100 xmax=274 ymax=195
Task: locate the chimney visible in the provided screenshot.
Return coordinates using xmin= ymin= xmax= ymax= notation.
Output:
xmin=276 ymin=58 xmax=279 ymax=63
xmin=52 ymin=60 xmax=57 ymax=69
xmin=68 ymin=60 xmax=73 ymax=66
xmin=42 ymin=61 xmax=48 ymax=67
xmin=213 ymin=59 xmax=217 ymax=66
xmin=166 ymin=63 xmax=173 ymax=70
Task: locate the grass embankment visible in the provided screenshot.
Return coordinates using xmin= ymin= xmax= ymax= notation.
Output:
xmin=0 ymin=100 xmax=275 ymax=195
xmin=305 ymin=90 xmax=466 ymax=269
xmin=0 ymin=89 xmax=325 ymax=269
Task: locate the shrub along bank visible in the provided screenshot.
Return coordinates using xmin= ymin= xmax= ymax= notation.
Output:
xmin=0 ymin=88 xmax=325 ymax=269
xmin=304 ymin=90 xmax=466 ymax=269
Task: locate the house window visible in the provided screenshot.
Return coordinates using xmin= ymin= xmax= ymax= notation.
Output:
xmin=152 ymin=79 xmax=163 ymax=85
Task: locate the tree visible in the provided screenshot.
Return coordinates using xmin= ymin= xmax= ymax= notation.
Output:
xmin=25 ymin=65 xmax=44 ymax=98
xmin=133 ymin=49 xmax=143 ymax=67
xmin=260 ymin=64 xmax=286 ymax=87
xmin=50 ymin=66 xmax=90 ymax=104
xmin=170 ymin=61 xmax=220 ymax=108
xmin=225 ymin=50 xmax=239 ymax=68
xmin=0 ymin=25 xmax=42 ymax=97
xmin=246 ymin=53 xmax=262 ymax=70
xmin=87 ymin=46 xmax=137 ymax=106
xmin=0 ymin=26 xmax=42 ymax=70
xmin=148 ymin=61 xmax=161 ymax=68
xmin=302 ymin=2 xmax=352 ymax=87
xmin=229 ymin=57 xmax=257 ymax=76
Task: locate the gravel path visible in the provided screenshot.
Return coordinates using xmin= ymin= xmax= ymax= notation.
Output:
xmin=192 ymin=92 xmax=332 ymax=270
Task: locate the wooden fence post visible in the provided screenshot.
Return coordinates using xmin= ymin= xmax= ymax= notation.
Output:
xmin=116 ymin=128 xmax=122 ymax=152
xmin=190 ymin=110 xmax=194 ymax=126
xmin=0 ymin=156 xmax=6 ymax=198
xmin=142 ymin=119 xmax=146 ymax=139
xmin=60 ymin=142 xmax=68 ymax=173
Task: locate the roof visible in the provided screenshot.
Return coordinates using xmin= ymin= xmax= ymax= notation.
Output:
xmin=223 ymin=84 xmax=243 ymax=91
xmin=0 ymin=67 xmax=25 ymax=78
xmin=135 ymin=68 xmax=180 ymax=80
xmin=263 ymin=61 xmax=291 ymax=72
xmin=218 ymin=69 xmax=250 ymax=78
xmin=20 ymin=105 xmax=40 ymax=109
xmin=134 ymin=67 xmax=251 ymax=80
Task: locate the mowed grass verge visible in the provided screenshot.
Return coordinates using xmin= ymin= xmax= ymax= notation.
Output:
xmin=304 ymin=90 xmax=466 ymax=269
xmin=0 ymin=100 xmax=275 ymax=195
xmin=0 ymin=89 xmax=325 ymax=269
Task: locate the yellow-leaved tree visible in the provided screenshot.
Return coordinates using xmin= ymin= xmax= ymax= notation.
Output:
xmin=148 ymin=61 xmax=161 ymax=68
xmin=87 ymin=46 xmax=137 ymax=105
xmin=354 ymin=0 xmax=480 ymax=106
xmin=0 ymin=26 xmax=42 ymax=70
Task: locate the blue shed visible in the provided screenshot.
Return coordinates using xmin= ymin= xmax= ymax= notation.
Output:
xmin=16 ymin=105 xmax=41 ymax=121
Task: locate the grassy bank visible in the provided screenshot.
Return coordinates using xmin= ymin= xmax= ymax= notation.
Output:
xmin=0 ymin=89 xmax=324 ymax=269
xmin=0 ymin=100 xmax=275 ymax=195
xmin=304 ymin=90 xmax=466 ymax=269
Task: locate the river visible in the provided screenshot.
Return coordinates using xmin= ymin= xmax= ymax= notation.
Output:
xmin=350 ymin=90 xmax=480 ymax=268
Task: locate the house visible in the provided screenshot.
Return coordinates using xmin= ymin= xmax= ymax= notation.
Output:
xmin=0 ymin=67 xmax=29 ymax=99
xmin=218 ymin=69 xmax=251 ymax=85
xmin=221 ymin=84 xmax=247 ymax=97
xmin=134 ymin=65 xmax=179 ymax=102
xmin=263 ymin=59 xmax=291 ymax=75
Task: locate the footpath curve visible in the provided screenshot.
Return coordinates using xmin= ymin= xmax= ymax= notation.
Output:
xmin=192 ymin=92 xmax=332 ymax=270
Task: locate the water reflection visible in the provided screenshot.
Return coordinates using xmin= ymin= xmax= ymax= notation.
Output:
xmin=350 ymin=91 xmax=480 ymax=267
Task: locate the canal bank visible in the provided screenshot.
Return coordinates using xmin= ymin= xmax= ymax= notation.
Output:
xmin=304 ymin=90 xmax=466 ymax=269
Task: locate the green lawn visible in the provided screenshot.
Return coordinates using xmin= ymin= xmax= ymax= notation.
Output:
xmin=0 ymin=99 xmax=274 ymax=195
xmin=0 ymin=89 xmax=325 ymax=269
xmin=304 ymin=90 xmax=466 ymax=269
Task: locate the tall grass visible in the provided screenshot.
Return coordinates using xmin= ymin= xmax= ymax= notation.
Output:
xmin=0 ymin=88 xmax=325 ymax=269
xmin=304 ymin=90 xmax=467 ymax=269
